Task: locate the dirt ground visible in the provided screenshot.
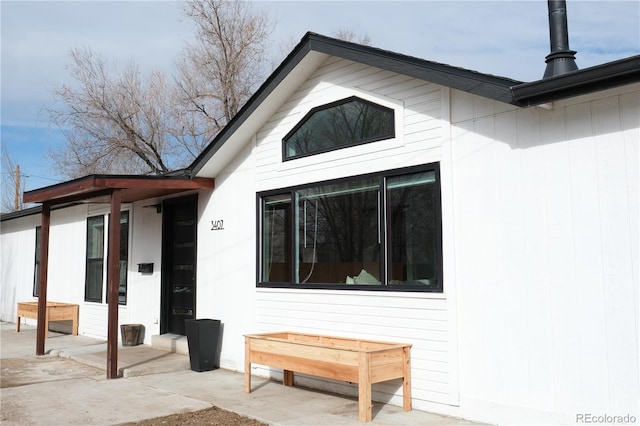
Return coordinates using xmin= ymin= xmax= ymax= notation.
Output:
xmin=120 ymin=406 xmax=267 ymax=425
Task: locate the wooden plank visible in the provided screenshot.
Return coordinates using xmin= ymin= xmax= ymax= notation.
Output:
xmin=244 ymin=336 xmax=252 ymax=393
xmin=249 ymin=338 xmax=360 ymax=366
xmin=402 ymin=346 xmax=412 ymax=411
xmin=250 ymin=351 xmax=359 ymax=383
xmin=358 ymin=351 xmax=372 ymax=423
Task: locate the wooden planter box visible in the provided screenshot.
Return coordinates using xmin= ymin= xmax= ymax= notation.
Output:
xmin=16 ymin=302 xmax=79 ymax=338
xmin=244 ymin=331 xmax=411 ymax=423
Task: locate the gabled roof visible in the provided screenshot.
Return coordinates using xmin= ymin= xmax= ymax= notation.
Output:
xmin=188 ymin=32 xmax=522 ymax=177
xmin=190 ymin=32 xmax=640 ymax=178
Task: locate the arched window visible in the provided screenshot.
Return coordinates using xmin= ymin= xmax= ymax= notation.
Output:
xmin=283 ymin=96 xmax=395 ymax=160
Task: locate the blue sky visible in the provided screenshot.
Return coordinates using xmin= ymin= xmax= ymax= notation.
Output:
xmin=2 ymin=0 xmax=639 ymax=193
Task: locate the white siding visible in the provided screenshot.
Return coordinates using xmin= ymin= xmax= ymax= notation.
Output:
xmin=451 ymin=85 xmax=640 ymax=424
xmin=254 ymin=57 xmax=444 ymax=191
xmin=195 ymin=141 xmax=258 ymax=372
xmin=1 ymin=202 xmax=164 ymax=343
xmin=247 ymin=56 xmax=460 ymax=410
xmin=254 ymin=289 xmax=457 ymax=409
xmin=1 ymin=213 xmax=41 ymax=323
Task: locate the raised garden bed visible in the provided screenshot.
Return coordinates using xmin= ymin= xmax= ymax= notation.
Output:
xmin=244 ymin=331 xmax=411 ymax=423
xmin=16 ymin=302 xmax=79 ymax=338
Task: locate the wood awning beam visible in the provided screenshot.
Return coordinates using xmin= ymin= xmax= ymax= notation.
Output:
xmin=24 ymin=175 xmax=215 ymax=205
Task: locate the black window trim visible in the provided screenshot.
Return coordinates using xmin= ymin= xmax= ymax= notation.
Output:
xmin=256 ymin=162 xmax=443 ymax=293
xmin=84 ymin=210 xmax=130 ymax=305
xmin=282 ymin=96 xmax=396 ymax=162
xmin=84 ymin=214 xmax=105 ymax=303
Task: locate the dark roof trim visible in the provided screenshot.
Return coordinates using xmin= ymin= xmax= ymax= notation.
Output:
xmin=305 ymin=33 xmax=522 ymax=103
xmin=1 ymin=205 xmax=44 ymax=222
xmin=512 ymin=55 xmax=640 ymax=106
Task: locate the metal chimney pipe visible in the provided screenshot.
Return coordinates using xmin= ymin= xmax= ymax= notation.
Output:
xmin=543 ymin=0 xmax=578 ymax=78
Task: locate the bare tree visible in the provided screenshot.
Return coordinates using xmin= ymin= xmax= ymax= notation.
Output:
xmin=171 ymin=0 xmax=272 ymax=156
xmin=48 ymin=47 xmax=175 ymax=177
xmin=1 ymin=145 xmax=24 ymax=212
xmin=48 ymin=0 xmax=272 ymax=177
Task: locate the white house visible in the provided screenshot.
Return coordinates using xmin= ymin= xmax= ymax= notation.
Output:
xmin=2 ymin=11 xmax=639 ymax=425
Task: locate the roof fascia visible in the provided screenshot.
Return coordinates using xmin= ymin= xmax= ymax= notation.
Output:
xmin=512 ymin=55 xmax=640 ymax=106
xmin=1 ymin=205 xmax=43 ymax=222
xmin=306 ymin=33 xmax=521 ymax=104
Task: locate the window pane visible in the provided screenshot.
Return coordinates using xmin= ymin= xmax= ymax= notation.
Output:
xmin=86 ymin=259 xmax=104 ymax=302
xmin=85 ymin=216 xmax=104 ymax=302
xmin=262 ymin=194 xmax=291 ymax=282
xmin=296 ymin=178 xmax=380 ymax=284
xmin=387 ymin=171 xmax=439 ymax=287
xmin=284 ymin=97 xmax=394 ymax=160
xmin=86 ymin=216 xmax=104 ymax=258
xmin=119 ymin=211 xmax=129 ymax=305
xmin=33 ymin=226 xmax=41 ymax=297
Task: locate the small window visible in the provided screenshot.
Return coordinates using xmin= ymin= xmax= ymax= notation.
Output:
xmin=84 ymin=211 xmax=129 ymax=305
xmin=118 ymin=211 xmax=129 ymax=305
xmin=85 ymin=215 xmax=104 ymax=303
xmin=283 ymin=96 xmax=394 ymax=160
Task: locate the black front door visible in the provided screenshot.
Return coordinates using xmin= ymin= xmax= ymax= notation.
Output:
xmin=161 ymin=196 xmax=197 ymax=335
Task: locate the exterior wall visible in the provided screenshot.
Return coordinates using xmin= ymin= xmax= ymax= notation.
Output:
xmin=0 ymin=201 xmax=166 ymax=344
xmin=1 ymin=212 xmax=41 ymax=322
xmin=247 ymin=56 xmax=461 ymax=411
xmin=1 ymin=205 xmax=88 ymax=327
xmin=195 ymin=141 xmax=258 ymax=371
xmin=450 ymin=85 xmax=640 ymax=424
xmin=126 ymin=199 xmax=164 ymax=339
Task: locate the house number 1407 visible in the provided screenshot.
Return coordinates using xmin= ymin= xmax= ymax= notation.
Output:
xmin=211 ymin=220 xmax=224 ymax=230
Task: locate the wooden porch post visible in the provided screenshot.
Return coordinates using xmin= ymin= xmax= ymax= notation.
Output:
xmin=106 ymin=190 xmax=121 ymax=379
xmin=36 ymin=203 xmax=51 ymax=356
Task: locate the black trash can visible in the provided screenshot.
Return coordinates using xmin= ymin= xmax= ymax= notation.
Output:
xmin=120 ymin=324 xmax=143 ymax=346
xmin=184 ymin=319 xmax=221 ymax=372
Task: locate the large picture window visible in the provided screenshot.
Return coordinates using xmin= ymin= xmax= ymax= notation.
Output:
xmin=259 ymin=164 xmax=442 ymax=292
xmin=84 ymin=211 xmax=129 ymax=304
xmin=283 ymin=96 xmax=395 ymax=161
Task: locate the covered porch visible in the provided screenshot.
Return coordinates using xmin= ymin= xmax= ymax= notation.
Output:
xmin=23 ymin=174 xmax=214 ymax=378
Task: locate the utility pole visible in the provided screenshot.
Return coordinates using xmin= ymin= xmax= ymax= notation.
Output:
xmin=14 ymin=165 xmax=20 ymax=211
